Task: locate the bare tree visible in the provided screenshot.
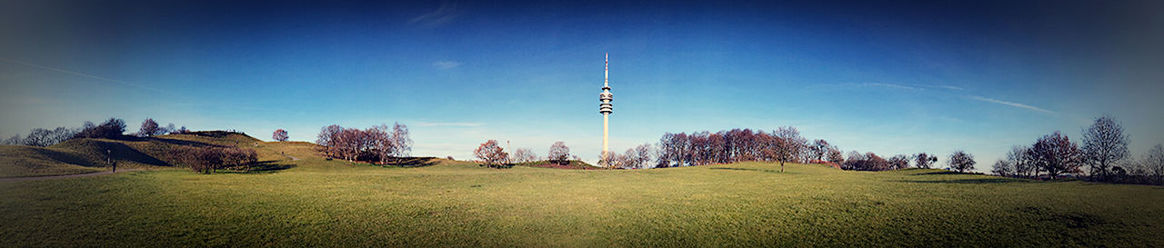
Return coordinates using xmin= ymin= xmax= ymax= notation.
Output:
xmin=75 ymin=118 xmax=126 ymax=139
xmin=772 ymin=126 xmax=805 ymax=172
xmin=316 ymin=125 xmax=343 ymax=157
xmin=138 ymin=118 xmax=161 ymax=137
xmin=616 ymin=145 xmax=653 ymax=169
xmin=827 ymin=148 xmax=844 ymax=165
xmin=3 ymin=135 xmax=21 ymax=145
xmin=1029 ymin=131 xmax=1082 ymax=179
xmin=867 ymin=152 xmax=890 ymax=171
xmin=391 ymin=122 xmax=412 ymax=157
xmin=843 ymin=151 xmax=865 ymax=170
xmin=164 ymin=123 xmax=177 ymax=134
xmin=809 ymin=139 xmax=830 ymax=162
xmin=634 ymin=144 xmax=653 ymax=169
xmin=474 ymin=140 xmax=507 ymax=168
xmin=272 ymin=129 xmax=289 ymax=142
xmin=599 ymin=152 xmax=619 ymax=168
xmin=511 ymin=148 xmax=537 ymax=163
xmin=23 ymin=128 xmax=53 ymax=146
xmin=624 ymin=148 xmax=638 ymax=168
xmin=618 ymin=148 xmax=638 ymax=169
xmin=948 ymin=150 xmax=976 ymax=173
xmin=310 ymin=123 xmax=410 ymax=164
xmin=888 ymin=155 xmax=910 ymax=170
xmin=367 ymin=124 xmax=394 ymax=164
xmin=1008 ymin=146 xmax=1036 ymax=178
xmin=658 ymin=133 xmax=680 ymax=166
xmin=1142 ymin=144 xmax=1164 ymax=184
xmin=992 ymin=160 xmax=1014 ymax=176
xmin=333 ymin=128 xmax=362 ymax=162
xmin=53 ymin=127 xmax=75 ymax=144
xmin=914 ymin=153 xmax=938 ymax=169
xmin=703 ymin=132 xmax=721 ymax=164
xmin=548 ymin=141 xmax=570 ymax=165
xmin=1081 ymin=116 xmax=1130 ymax=181
xmin=842 ymin=151 xmax=890 ymax=171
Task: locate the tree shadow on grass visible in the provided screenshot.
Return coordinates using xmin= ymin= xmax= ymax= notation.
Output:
xmin=1018 ymin=206 xmax=1110 ymax=229
xmin=710 ymin=167 xmax=792 ymax=174
xmin=379 ymin=157 xmax=441 ymax=168
xmin=910 ymin=171 xmax=967 ymax=176
xmin=39 ymin=141 xmax=172 ymax=167
xmin=118 ymin=136 xmax=221 ymax=148
xmin=219 ymin=160 xmax=295 ymax=174
xmin=896 ymin=178 xmax=1035 ymax=184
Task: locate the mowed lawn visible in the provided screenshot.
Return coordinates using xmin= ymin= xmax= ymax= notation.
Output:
xmin=2 ymin=143 xmax=1162 ymax=247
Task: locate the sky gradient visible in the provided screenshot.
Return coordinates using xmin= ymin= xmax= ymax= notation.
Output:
xmin=2 ymin=0 xmax=1162 ymax=169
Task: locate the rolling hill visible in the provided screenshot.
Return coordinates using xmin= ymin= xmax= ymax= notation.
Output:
xmin=0 ymin=131 xmax=267 ymax=178
xmin=1 ymin=135 xmax=1161 ymax=247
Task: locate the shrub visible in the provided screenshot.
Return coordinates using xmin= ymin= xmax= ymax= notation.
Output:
xmin=74 ymin=118 xmax=127 ymax=139
xmin=176 ymin=147 xmax=258 ymax=174
xmin=272 ymin=129 xmax=289 ymax=142
xmin=843 ymin=151 xmax=890 ymax=171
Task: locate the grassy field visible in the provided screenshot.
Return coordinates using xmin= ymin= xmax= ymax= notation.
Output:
xmin=1 ymin=136 xmax=1162 ymax=247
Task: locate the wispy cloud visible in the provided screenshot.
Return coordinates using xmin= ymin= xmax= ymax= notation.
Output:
xmin=848 ymin=83 xmax=966 ymax=92
xmin=936 ymin=85 xmax=965 ymax=91
xmin=862 ymin=83 xmax=920 ymax=90
xmin=968 ymin=96 xmax=1054 ymax=114
xmin=0 ymin=57 xmax=168 ymax=94
xmin=432 ymin=60 xmax=461 ymax=69
xmin=409 ymin=1 xmax=461 ymax=28
xmin=416 ymin=122 xmax=483 ymax=127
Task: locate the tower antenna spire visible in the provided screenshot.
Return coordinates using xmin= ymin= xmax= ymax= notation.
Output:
xmin=604 ymin=53 xmax=609 ymax=88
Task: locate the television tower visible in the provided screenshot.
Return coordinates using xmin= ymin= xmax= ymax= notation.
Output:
xmin=599 ymin=53 xmax=614 ymax=165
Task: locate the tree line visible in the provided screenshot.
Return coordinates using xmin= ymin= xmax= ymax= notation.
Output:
xmin=653 ymin=127 xmax=813 ymax=170
xmin=2 ymin=117 xmax=189 ymax=147
xmin=477 ymin=127 xmax=961 ymax=172
xmin=475 ymin=140 xmax=582 ymax=168
xmin=467 ymin=118 xmax=1161 ymax=184
xmin=315 ymin=123 xmax=413 ymax=164
xmin=991 ymin=116 xmax=1164 ymax=184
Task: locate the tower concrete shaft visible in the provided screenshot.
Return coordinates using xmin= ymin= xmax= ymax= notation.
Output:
xmin=599 ymin=53 xmax=613 ymax=165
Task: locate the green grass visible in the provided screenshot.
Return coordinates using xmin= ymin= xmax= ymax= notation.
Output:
xmin=1 ymin=136 xmax=1162 ymax=246
xmin=513 ymin=160 xmax=601 ymax=169
xmin=0 ymin=146 xmax=103 ymax=177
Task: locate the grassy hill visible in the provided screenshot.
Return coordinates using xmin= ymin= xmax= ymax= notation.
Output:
xmin=1 ymin=141 xmax=1162 ymax=247
xmin=0 ymin=145 xmax=104 ymax=177
xmin=0 ymin=131 xmax=269 ymax=178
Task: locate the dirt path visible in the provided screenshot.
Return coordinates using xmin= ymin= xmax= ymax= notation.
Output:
xmin=0 ymin=169 xmax=145 ymax=182
xmin=286 ymin=155 xmax=300 ymax=161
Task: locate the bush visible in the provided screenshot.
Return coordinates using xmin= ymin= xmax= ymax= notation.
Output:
xmin=843 ymin=151 xmax=890 ymax=171
xmin=74 ymin=118 xmax=127 ymax=139
xmin=176 ymin=147 xmax=258 ymax=174
xmin=272 ymin=129 xmax=289 ymax=142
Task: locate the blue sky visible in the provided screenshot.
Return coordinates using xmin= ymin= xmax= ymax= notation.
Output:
xmin=1 ymin=0 xmax=1162 ymax=169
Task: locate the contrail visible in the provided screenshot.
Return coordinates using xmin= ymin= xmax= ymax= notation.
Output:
xmin=968 ymin=96 xmax=1054 ymax=114
xmin=0 ymin=57 xmax=169 ymax=94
